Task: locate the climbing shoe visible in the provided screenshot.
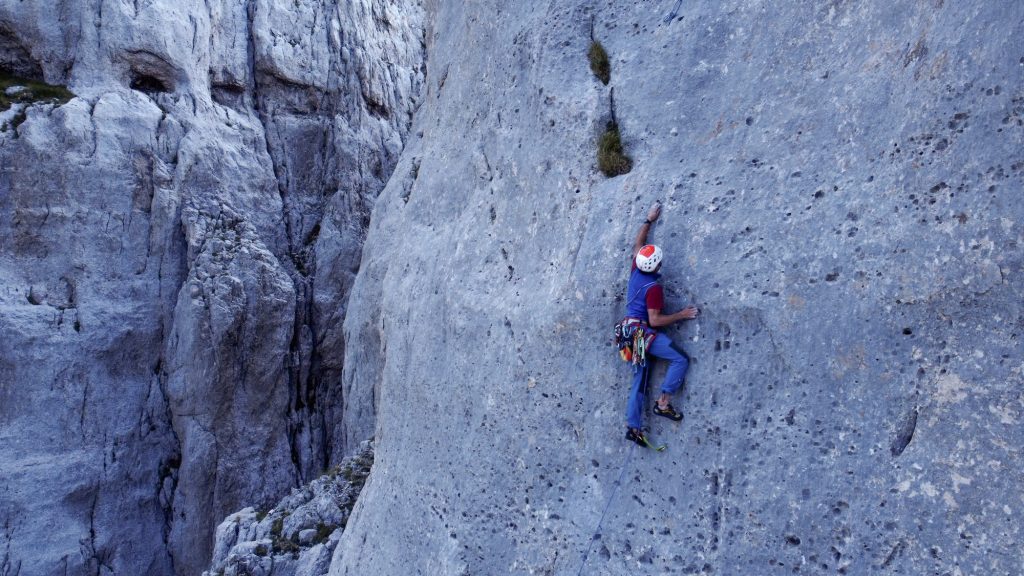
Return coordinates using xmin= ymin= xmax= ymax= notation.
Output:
xmin=626 ymin=428 xmax=648 ymax=448
xmin=653 ymin=402 xmax=683 ymax=421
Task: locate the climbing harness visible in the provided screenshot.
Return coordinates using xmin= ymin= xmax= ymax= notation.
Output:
xmin=663 ymin=0 xmax=683 ymax=23
xmin=614 ymin=279 xmax=658 ymax=366
xmin=614 ymin=318 xmax=656 ymax=367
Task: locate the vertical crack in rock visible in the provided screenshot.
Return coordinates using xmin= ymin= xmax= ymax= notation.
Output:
xmin=81 ymin=491 xmax=114 ymax=575
xmin=159 ymin=1 xmax=428 ymax=572
xmin=239 ymin=0 xmax=428 ymax=488
xmin=0 ymin=517 xmax=21 ymax=576
xmin=243 ymin=0 xmax=307 ymax=488
xmin=151 ymin=115 xmax=186 ymax=576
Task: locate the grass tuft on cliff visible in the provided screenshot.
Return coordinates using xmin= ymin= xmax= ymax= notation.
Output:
xmin=270 ymin=514 xmax=300 ymax=555
xmin=597 ymin=121 xmax=632 ymax=177
xmin=0 ymin=71 xmax=74 ymax=114
xmin=588 ymin=41 xmax=611 ymax=85
xmin=312 ymin=522 xmax=336 ymax=545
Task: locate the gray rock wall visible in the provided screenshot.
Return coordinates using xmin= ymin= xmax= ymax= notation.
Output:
xmin=202 ymin=440 xmax=374 ymax=576
xmin=0 ymin=1 xmax=423 ymax=574
xmin=3 ymin=0 xmax=1022 ymax=575
xmin=333 ymin=1 xmax=1023 ymax=574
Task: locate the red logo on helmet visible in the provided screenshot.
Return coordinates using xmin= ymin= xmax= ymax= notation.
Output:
xmin=639 ymin=245 xmax=656 ymax=257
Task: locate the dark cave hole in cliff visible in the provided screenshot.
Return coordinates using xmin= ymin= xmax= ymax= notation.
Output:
xmin=0 ymin=61 xmax=43 ymax=84
xmin=362 ymin=91 xmax=389 ymax=119
xmin=0 ymin=27 xmax=44 ymax=81
xmin=130 ymin=73 xmax=170 ymax=94
xmin=123 ymin=50 xmax=179 ymax=95
xmin=211 ymin=82 xmax=246 ymax=108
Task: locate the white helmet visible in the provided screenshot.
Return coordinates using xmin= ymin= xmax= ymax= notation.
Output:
xmin=635 ymin=244 xmax=663 ymax=272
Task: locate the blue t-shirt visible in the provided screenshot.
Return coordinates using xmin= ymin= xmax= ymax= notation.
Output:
xmin=625 ymin=264 xmax=663 ymax=323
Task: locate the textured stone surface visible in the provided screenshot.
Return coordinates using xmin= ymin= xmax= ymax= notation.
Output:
xmin=202 ymin=441 xmax=373 ymax=576
xmin=2 ymin=0 xmax=1023 ymax=575
xmin=333 ymin=1 xmax=1023 ymax=575
xmin=0 ymin=1 xmax=423 ymax=574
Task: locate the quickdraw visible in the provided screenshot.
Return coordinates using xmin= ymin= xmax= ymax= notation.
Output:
xmin=614 ymin=318 xmax=656 ymax=367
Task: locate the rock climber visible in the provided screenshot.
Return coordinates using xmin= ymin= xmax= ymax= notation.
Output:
xmin=622 ymin=201 xmax=698 ymax=447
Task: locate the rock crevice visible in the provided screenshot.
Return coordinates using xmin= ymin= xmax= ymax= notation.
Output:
xmin=0 ymin=1 xmax=425 ymax=574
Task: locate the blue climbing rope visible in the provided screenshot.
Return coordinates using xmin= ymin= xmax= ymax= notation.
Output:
xmin=575 ymin=441 xmax=635 ymax=576
xmin=576 ymin=366 xmax=649 ymax=576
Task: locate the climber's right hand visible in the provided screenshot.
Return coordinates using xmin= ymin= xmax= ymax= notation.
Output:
xmin=647 ymin=201 xmax=662 ymax=223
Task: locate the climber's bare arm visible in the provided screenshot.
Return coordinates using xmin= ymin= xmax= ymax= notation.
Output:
xmin=632 ymin=202 xmax=662 ymax=256
xmin=647 ymin=306 xmax=699 ymax=328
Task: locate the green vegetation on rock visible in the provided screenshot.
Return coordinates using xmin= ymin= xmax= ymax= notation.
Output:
xmin=270 ymin=514 xmax=300 ymax=555
xmin=597 ymin=121 xmax=632 ymax=177
xmin=339 ymin=448 xmax=373 ymax=490
xmin=312 ymin=522 xmax=336 ymax=545
xmin=0 ymin=72 xmax=74 ymax=113
xmin=588 ymin=40 xmax=610 ymax=85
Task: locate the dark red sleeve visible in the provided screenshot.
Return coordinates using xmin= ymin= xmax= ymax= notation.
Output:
xmin=645 ymin=284 xmax=664 ymax=311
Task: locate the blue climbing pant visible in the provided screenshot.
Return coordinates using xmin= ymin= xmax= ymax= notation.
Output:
xmin=626 ymin=334 xmax=689 ymax=430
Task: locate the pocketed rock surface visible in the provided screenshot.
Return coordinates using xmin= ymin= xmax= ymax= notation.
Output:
xmin=333 ymin=2 xmax=1023 ymax=575
xmin=0 ymin=1 xmax=1022 ymax=575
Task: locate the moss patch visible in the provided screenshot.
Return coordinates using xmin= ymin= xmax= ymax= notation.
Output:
xmin=597 ymin=122 xmax=632 ymax=177
xmin=7 ymin=107 xmax=27 ymax=132
xmin=339 ymin=449 xmax=374 ymax=491
xmin=588 ymin=41 xmax=611 ymax=85
xmin=312 ymin=522 xmax=336 ymax=545
xmin=0 ymin=72 xmax=74 ymax=114
xmin=270 ymin=515 xmax=300 ymax=555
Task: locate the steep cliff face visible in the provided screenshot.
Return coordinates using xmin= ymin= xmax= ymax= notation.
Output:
xmin=334 ymin=1 xmax=1022 ymax=574
xmin=0 ymin=1 xmax=423 ymax=574
xmin=201 ymin=441 xmax=374 ymax=576
xmin=3 ymin=1 xmax=1022 ymax=575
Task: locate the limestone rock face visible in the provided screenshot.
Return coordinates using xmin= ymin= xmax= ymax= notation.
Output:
xmin=333 ymin=2 xmax=1023 ymax=575
xmin=3 ymin=0 xmax=1023 ymax=575
xmin=202 ymin=441 xmax=374 ymax=576
xmin=0 ymin=1 xmax=423 ymax=575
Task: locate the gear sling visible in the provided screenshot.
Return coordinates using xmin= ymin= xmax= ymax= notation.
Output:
xmin=613 ymin=280 xmax=658 ymax=367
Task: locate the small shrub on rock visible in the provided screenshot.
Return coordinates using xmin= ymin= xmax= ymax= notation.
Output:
xmin=339 ymin=449 xmax=374 ymax=490
xmin=270 ymin=515 xmax=300 ymax=555
xmin=588 ymin=41 xmax=611 ymax=85
xmin=597 ymin=122 xmax=632 ymax=177
xmin=312 ymin=522 xmax=336 ymax=545
xmin=0 ymin=72 xmax=73 ymax=113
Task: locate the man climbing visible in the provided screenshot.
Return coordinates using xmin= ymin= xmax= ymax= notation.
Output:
xmin=623 ymin=201 xmax=698 ymax=447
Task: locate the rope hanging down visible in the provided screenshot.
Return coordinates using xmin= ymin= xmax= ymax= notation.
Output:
xmin=575 ymin=366 xmax=651 ymax=575
xmin=575 ymin=436 xmax=636 ymax=576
